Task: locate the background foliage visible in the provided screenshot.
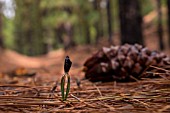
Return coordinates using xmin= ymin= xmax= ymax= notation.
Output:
xmin=0 ymin=0 xmax=169 ymax=56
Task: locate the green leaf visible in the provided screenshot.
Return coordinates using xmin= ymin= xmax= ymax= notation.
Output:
xmin=65 ymin=74 xmax=70 ymax=100
xmin=61 ymin=74 xmax=66 ymax=101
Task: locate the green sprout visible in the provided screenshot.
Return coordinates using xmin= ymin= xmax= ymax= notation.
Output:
xmin=61 ymin=56 xmax=72 ymax=101
xmin=61 ymin=73 xmax=70 ymax=101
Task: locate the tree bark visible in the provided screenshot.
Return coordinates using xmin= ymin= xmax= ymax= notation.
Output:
xmin=93 ymin=0 xmax=100 ymax=44
xmin=0 ymin=2 xmax=3 ymax=48
xmin=85 ymin=23 xmax=91 ymax=44
xmin=118 ymin=0 xmax=143 ymax=45
xmin=15 ymin=0 xmax=44 ymax=56
xmin=167 ymin=0 xmax=170 ymax=48
xmin=106 ymin=0 xmax=113 ymax=44
xmin=64 ymin=22 xmax=75 ymax=50
xmin=157 ymin=0 xmax=164 ymax=50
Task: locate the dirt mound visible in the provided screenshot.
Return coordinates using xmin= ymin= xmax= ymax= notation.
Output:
xmin=0 ymin=49 xmax=64 ymax=71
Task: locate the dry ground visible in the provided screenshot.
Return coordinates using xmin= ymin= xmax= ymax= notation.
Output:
xmin=0 ymin=27 xmax=169 ymax=112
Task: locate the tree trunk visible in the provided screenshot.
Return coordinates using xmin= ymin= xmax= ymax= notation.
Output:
xmin=118 ymin=0 xmax=143 ymax=45
xmin=85 ymin=22 xmax=91 ymax=44
xmin=15 ymin=0 xmax=44 ymax=56
xmin=92 ymin=0 xmax=104 ymax=44
xmin=54 ymin=22 xmax=75 ymax=50
xmin=167 ymin=0 xmax=170 ymax=48
xmin=54 ymin=23 xmax=64 ymax=45
xmin=93 ymin=0 xmax=99 ymax=44
xmin=64 ymin=22 xmax=75 ymax=50
xmin=0 ymin=2 xmax=3 ymax=48
xmin=106 ymin=0 xmax=113 ymax=44
xmin=157 ymin=0 xmax=164 ymax=50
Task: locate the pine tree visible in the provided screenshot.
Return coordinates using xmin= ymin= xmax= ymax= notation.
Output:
xmin=118 ymin=0 xmax=143 ymax=45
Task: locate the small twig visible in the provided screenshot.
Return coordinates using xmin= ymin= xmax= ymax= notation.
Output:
xmin=69 ymin=95 xmax=120 ymax=102
xmin=150 ymin=65 xmax=170 ymax=73
xmin=0 ymin=85 xmax=31 ymax=88
xmin=158 ymin=105 xmax=170 ymax=113
xmin=97 ymin=102 xmax=115 ymax=111
xmin=130 ymin=75 xmax=139 ymax=82
xmin=119 ymin=94 xmax=150 ymax=108
xmin=145 ymin=72 xmax=168 ymax=75
xmin=139 ymin=65 xmax=151 ymax=78
xmin=70 ymin=94 xmax=97 ymax=108
xmin=50 ymin=81 xmax=58 ymax=93
xmin=75 ymin=78 xmax=81 ymax=88
xmin=93 ymin=84 xmax=103 ymax=97
xmin=49 ymin=81 xmax=58 ymax=98
xmin=145 ymin=72 xmax=169 ymax=80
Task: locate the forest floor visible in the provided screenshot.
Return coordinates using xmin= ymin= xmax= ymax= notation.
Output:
xmin=0 ymin=27 xmax=170 ymax=113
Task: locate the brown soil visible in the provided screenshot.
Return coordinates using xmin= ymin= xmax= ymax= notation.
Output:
xmin=0 ymin=27 xmax=169 ymax=112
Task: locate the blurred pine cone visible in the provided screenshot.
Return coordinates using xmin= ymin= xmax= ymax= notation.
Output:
xmin=83 ymin=44 xmax=170 ymax=82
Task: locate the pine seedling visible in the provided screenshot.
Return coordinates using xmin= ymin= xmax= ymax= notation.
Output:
xmin=61 ymin=56 xmax=72 ymax=101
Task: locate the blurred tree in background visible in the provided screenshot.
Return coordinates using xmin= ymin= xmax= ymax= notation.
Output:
xmin=156 ymin=0 xmax=164 ymax=50
xmin=118 ymin=0 xmax=143 ymax=45
xmin=106 ymin=0 xmax=113 ymax=43
xmin=14 ymin=0 xmax=43 ymax=55
xmin=167 ymin=0 xmax=170 ymax=48
xmin=0 ymin=1 xmax=4 ymax=48
xmin=0 ymin=0 xmax=169 ymax=56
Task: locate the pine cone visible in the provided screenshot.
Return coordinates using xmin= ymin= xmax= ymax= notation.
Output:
xmin=83 ymin=44 xmax=170 ymax=82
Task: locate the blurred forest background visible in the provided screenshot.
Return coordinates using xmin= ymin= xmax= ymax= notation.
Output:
xmin=0 ymin=0 xmax=169 ymax=56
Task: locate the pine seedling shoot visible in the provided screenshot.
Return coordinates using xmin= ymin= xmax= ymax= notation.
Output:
xmin=61 ymin=56 xmax=72 ymax=101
